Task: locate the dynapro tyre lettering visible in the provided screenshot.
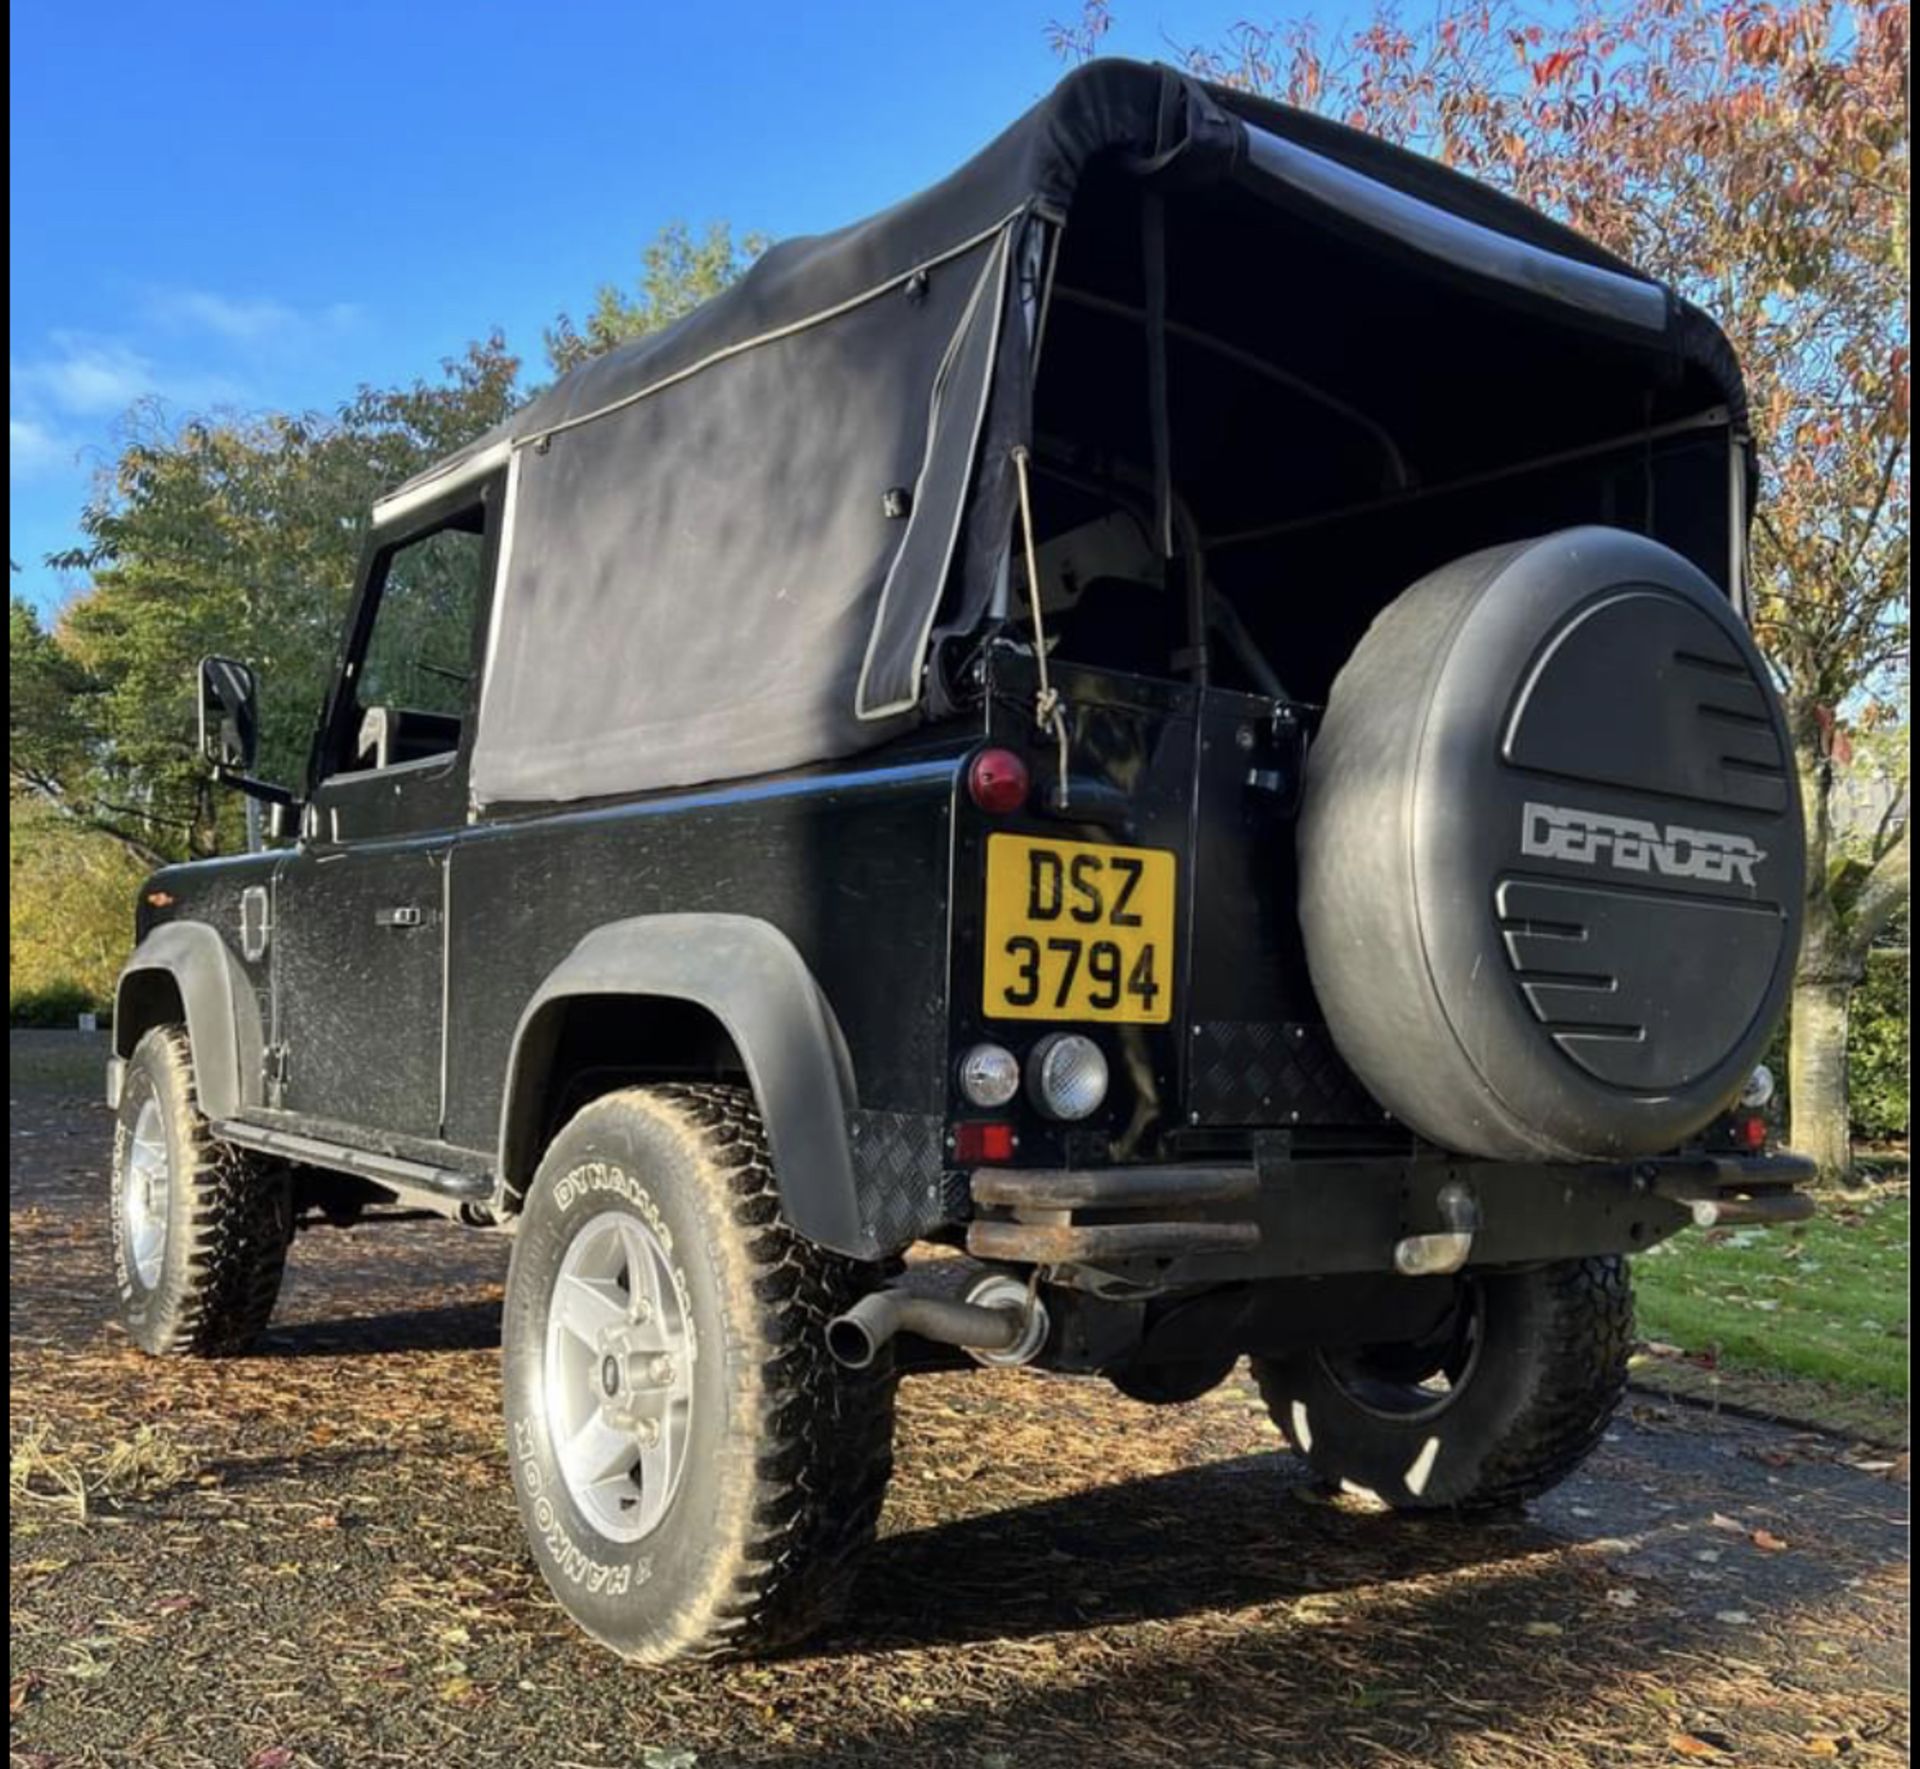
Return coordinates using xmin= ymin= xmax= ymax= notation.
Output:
xmin=1300 ymin=527 xmax=1804 ymax=1162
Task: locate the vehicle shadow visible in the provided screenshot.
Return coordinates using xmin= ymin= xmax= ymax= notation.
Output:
xmin=256 ymin=1298 xmax=503 ymax=1358
xmin=833 ymin=1452 xmax=1556 ymax=1651
xmin=788 ymin=1448 xmax=1886 ymax=1767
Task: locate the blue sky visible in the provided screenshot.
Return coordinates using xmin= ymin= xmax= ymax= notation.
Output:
xmin=10 ymin=0 xmax=1270 ymax=613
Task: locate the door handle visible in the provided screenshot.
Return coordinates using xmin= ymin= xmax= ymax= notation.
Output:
xmin=374 ymin=905 xmax=426 ymax=929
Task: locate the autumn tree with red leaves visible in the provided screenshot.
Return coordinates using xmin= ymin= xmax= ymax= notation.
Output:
xmin=1058 ymin=0 xmax=1910 ymax=1177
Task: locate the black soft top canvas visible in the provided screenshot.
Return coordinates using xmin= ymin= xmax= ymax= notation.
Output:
xmin=373 ymin=60 xmax=1747 ymax=809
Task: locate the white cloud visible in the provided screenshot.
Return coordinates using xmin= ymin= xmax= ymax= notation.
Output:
xmin=9 ymin=415 xmax=76 ymax=480
xmin=9 ymin=290 xmax=367 ymax=490
xmin=11 ymin=335 xmax=158 ymax=415
xmin=147 ymin=288 xmax=365 ymax=346
xmin=11 ymin=330 xmax=244 ymax=423
xmin=150 ymin=290 xmax=300 ymax=343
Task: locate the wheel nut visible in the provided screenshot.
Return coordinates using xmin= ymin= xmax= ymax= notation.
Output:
xmin=637 ymin=1419 xmax=661 ymax=1448
xmin=648 ymin=1355 xmax=674 ymax=1385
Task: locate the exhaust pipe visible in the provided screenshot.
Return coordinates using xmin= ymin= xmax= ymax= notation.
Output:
xmin=826 ymin=1276 xmax=1047 ymax=1370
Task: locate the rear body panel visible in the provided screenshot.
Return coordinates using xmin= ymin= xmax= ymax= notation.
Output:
xmin=440 ymin=753 xmax=963 ymax=1150
xmin=950 ymin=652 xmax=1389 ymax=1170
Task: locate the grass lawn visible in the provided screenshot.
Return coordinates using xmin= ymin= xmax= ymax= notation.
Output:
xmin=8 ymin=1030 xmax=110 ymax=1098
xmin=1632 ymin=1180 xmax=1910 ymax=1443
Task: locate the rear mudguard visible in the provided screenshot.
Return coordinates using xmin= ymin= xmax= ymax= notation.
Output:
xmin=500 ymin=914 xmax=875 ymax=1257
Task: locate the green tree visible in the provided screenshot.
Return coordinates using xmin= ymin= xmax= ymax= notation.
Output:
xmin=1062 ymin=0 xmax=1910 ymax=1178
xmin=545 ymin=220 xmax=766 ymax=373
xmin=9 ymin=798 xmax=147 ymax=1014
xmin=9 ymin=220 xmax=756 ymax=1012
xmin=10 ymin=337 xmax=521 ymax=864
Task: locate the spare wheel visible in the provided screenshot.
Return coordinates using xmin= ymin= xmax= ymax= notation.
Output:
xmin=1298 ymin=525 xmax=1803 ymax=1162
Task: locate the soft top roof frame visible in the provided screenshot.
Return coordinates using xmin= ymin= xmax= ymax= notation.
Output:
xmin=373 ymin=61 xmax=1751 ymax=810
xmin=377 ymin=60 xmax=1744 ymax=527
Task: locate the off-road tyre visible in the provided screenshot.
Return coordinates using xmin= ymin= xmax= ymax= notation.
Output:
xmin=501 ymin=1084 xmax=896 ymax=1663
xmin=111 ymin=1024 xmax=293 ymax=1356
xmin=1252 ymin=1257 xmax=1632 ymax=1511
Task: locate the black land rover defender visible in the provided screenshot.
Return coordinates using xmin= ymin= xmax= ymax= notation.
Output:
xmin=107 ymin=62 xmax=1811 ymax=1663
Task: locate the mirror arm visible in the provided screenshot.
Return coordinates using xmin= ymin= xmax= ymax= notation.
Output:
xmin=212 ymin=765 xmax=300 ymax=810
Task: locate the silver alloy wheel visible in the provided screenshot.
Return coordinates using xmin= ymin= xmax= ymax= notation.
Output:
xmin=543 ymin=1207 xmax=696 ymax=1543
xmin=122 ymin=1095 xmax=172 ymax=1290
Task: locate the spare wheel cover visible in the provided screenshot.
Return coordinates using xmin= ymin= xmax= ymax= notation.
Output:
xmin=1297 ymin=525 xmax=1804 ymax=1162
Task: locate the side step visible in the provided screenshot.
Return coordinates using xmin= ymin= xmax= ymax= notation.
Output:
xmin=212 ymin=1118 xmax=494 ymax=1217
xmin=965 ymin=1165 xmax=1260 ymax=1264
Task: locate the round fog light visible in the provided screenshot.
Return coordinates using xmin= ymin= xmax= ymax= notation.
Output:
xmin=1028 ymin=1032 xmax=1109 ymax=1122
xmin=958 ymin=1043 xmax=1021 ymax=1108
xmin=1739 ymin=1063 xmax=1776 ymax=1110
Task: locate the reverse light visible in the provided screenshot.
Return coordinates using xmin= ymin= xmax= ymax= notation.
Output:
xmin=958 ymin=1043 xmax=1021 ymax=1108
xmin=953 ymin=1121 xmax=1017 ymax=1164
xmin=1028 ymin=1032 xmax=1109 ymax=1122
xmin=967 ymin=747 xmax=1030 ymax=815
xmin=1739 ymin=1064 xmax=1777 ymax=1110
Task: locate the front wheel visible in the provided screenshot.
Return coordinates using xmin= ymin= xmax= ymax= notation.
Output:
xmin=1252 ymin=1257 xmax=1632 ymax=1510
xmin=110 ymin=1024 xmax=292 ymax=1356
xmin=501 ymin=1085 xmax=895 ymax=1663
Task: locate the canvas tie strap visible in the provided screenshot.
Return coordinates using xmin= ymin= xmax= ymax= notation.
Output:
xmin=1009 ymin=445 xmax=1071 ymax=806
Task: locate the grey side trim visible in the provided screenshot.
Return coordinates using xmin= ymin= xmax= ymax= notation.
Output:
xmin=369 ymin=438 xmax=511 ymax=531
xmin=855 ymin=226 xmax=1013 ymax=721
xmin=1728 ymin=432 xmax=1751 ymax=619
xmin=1241 ymin=125 xmax=1671 ymax=333
xmin=515 ymin=211 xmax=1028 ymax=454
xmin=501 ymin=915 xmax=873 ymax=1257
xmin=113 ymin=922 xmax=264 ymax=1121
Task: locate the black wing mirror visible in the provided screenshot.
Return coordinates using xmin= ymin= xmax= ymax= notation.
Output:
xmin=196 ymin=657 xmax=297 ymax=832
xmin=198 ymin=656 xmax=261 ymax=772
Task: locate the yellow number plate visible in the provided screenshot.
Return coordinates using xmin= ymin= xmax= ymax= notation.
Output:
xmin=982 ymin=835 xmax=1176 ymax=1023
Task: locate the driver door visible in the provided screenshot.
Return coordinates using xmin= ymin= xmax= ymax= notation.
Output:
xmin=270 ymin=483 xmax=498 ymax=1142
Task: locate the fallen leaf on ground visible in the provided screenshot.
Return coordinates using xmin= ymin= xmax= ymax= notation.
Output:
xmin=1668 ymin=1732 xmax=1728 ymax=1759
xmin=1751 ymin=1528 xmax=1790 ymax=1552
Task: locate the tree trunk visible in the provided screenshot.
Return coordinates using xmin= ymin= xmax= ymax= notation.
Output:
xmin=1789 ymin=976 xmax=1855 ymax=1184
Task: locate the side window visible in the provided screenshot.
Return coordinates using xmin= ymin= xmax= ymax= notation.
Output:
xmin=346 ymin=508 xmax=487 ymax=773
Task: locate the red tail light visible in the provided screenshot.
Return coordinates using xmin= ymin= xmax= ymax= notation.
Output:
xmin=952 ymin=1121 xmax=1016 ymax=1163
xmin=1736 ymin=1113 xmax=1769 ymax=1151
xmin=967 ymin=747 xmax=1029 ymax=815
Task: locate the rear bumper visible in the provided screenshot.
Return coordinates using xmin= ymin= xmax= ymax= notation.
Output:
xmin=965 ymin=1150 xmax=1815 ymax=1285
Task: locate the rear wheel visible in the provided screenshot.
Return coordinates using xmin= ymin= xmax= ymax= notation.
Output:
xmin=1252 ymin=1257 xmax=1631 ymax=1510
xmin=110 ymin=1025 xmax=292 ymax=1356
xmin=501 ymin=1085 xmax=895 ymax=1663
